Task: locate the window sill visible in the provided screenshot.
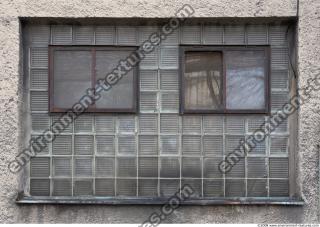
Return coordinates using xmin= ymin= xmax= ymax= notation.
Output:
xmin=16 ymin=196 xmax=304 ymax=206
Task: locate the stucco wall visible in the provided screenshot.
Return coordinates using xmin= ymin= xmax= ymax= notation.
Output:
xmin=1 ymin=0 xmax=320 ymax=223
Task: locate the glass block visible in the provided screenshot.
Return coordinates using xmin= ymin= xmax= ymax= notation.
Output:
xmin=30 ymin=157 xmax=50 ymax=177
xmin=161 ymin=28 xmax=179 ymax=45
xmin=52 ymin=135 xmax=72 ymax=155
xmin=95 ymin=26 xmax=115 ymax=45
xmin=271 ymin=117 xmax=288 ymax=133
xmin=247 ymin=179 xmax=267 ymax=197
xmin=203 ymin=116 xmax=223 ymax=134
xmin=139 ymin=135 xmax=158 ymax=156
xmin=95 ymin=178 xmax=115 ymax=196
xmin=160 ymin=70 xmax=179 ymax=90
xmin=271 ymin=48 xmax=288 ymax=70
xmin=30 ymin=69 xmax=48 ymax=89
xmin=74 ymin=157 xmax=93 ymax=177
xmin=225 ymin=158 xmax=245 ymax=178
xmin=116 ymin=179 xmax=137 ymax=196
xmin=203 ymin=135 xmax=223 ymax=156
xmin=73 ymin=26 xmax=94 ymax=45
xmin=225 ymin=116 xmax=245 ymax=134
xmin=74 ymin=135 xmax=94 ymax=155
xmin=248 ymin=138 xmax=266 ymax=155
xmin=74 ymin=179 xmax=93 ymax=196
xmin=182 ymin=157 xmax=201 ymax=178
xmin=95 ymin=157 xmax=115 ymax=177
xmin=270 ymin=137 xmax=288 ymax=154
xmin=269 ymin=157 xmax=288 ymax=178
xmin=161 ymin=93 xmax=179 ymax=112
xmin=51 ymin=114 xmax=73 ymax=133
xmin=140 ymin=70 xmax=158 ymax=90
xmin=160 ymin=47 xmax=179 ymax=69
xmin=225 ymin=179 xmax=245 ymax=197
xmin=160 ymin=157 xmax=180 ymax=178
xmin=160 ymin=179 xmax=180 ymax=197
xmin=53 ymin=157 xmax=72 ymax=177
xmin=30 ymin=25 xmax=50 ymax=46
xmin=116 ymin=157 xmax=137 ymax=177
xmin=138 ymin=26 xmax=159 ymax=44
xmin=225 ymin=135 xmax=245 ymax=155
xmin=52 ymin=179 xmax=72 ymax=196
xmin=95 ymin=115 xmax=115 ymax=133
xmin=160 ymin=114 xmax=179 ymax=133
xmin=247 ymin=25 xmax=268 ymax=44
xmin=181 ymin=179 xmax=201 ymax=198
xmin=140 ymin=47 xmax=158 ymax=69
xmin=181 ymin=26 xmax=201 ymax=44
xmin=95 ymin=135 xmax=114 ymax=155
xmin=247 ymin=157 xmax=267 ymax=178
xmin=271 ymin=70 xmax=289 ymax=90
xmin=269 ymin=179 xmax=289 ymax=197
xmin=138 ymin=179 xmax=158 ymax=197
xmin=30 ymin=47 xmax=48 ymax=68
xmin=203 ymin=158 xmax=223 ymax=178
xmin=31 ymin=135 xmax=49 ymax=155
xmin=30 ymin=91 xmax=48 ymax=111
xmin=31 ymin=113 xmax=50 ymax=132
xmin=117 ymin=26 xmax=137 ymax=45
xmin=203 ymin=25 xmax=223 ymax=44
xmin=182 ymin=116 xmax=201 ymax=134
xmin=203 ymin=179 xmax=224 ymax=197
xmin=269 ymin=25 xmax=287 ymax=46
xmin=118 ymin=115 xmax=135 ymax=133
xmin=139 ymin=114 xmax=158 ymax=134
xmin=224 ymin=25 xmax=245 ymax=44
xmin=118 ymin=136 xmax=136 ymax=155
xmin=140 ymin=92 xmax=158 ymax=112
xmin=161 ymin=135 xmax=179 ymax=155
xmin=247 ymin=116 xmax=266 ymax=133
xmin=51 ymin=25 xmax=72 ymax=44
xmin=271 ymin=92 xmax=289 ymax=110
xmin=138 ymin=157 xmax=158 ymax=178
xmin=182 ymin=135 xmax=201 ymax=156
xmin=74 ymin=115 xmax=93 ymax=133
xmin=30 ymin=179 xmax=50 ymax=196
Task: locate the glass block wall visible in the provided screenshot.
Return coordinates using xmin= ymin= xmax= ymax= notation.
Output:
xmin=25 ymin=23 xmax=292 ymax=199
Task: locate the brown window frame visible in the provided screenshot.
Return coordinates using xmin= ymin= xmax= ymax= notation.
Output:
xmin=49 ymin=45 xmax=139 ymax=113
xmin=179 ymin=45 xmax=270 ymax=114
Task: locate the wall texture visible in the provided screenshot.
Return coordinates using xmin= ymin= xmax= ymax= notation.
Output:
xmin=1 ymin=0 xmax=320 ymax=223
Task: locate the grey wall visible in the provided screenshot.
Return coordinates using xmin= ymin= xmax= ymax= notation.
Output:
xmin=1 ymin=0 xmax=320 ymax=223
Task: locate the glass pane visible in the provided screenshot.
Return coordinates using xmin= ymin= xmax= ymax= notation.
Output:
xmin=226 ymin=50 xmax=266 ymax=110
xmin=53 ymin=50 xmax=92 ymax=109
xmin=95 ymin=50 xmax=135 ymax=109
xmin=184 ymin=52 xmax=223 ymax=110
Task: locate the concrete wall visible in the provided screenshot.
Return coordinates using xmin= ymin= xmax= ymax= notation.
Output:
xmin=1 ymin=0 xmax=320 ymax=223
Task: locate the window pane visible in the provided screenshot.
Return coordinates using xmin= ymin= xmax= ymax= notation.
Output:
xmin=53 ymin=50 xmax=92 ymax=109
xmin=95 ymin=50 xmax=135 ymax=109
xmin=184 ymin=52 xmax=222 ymax=110
xmin=226 ymin=50 xmax=266 ymax=110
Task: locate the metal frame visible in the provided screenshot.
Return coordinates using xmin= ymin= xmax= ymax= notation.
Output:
xmin=179 ymin=45 xmax=271 ymax=115
xmin=48 ymin=45 xmax=139 ymax=113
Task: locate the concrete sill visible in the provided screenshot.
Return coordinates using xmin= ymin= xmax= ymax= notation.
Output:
xmin=16 ymin=196 xmax=304 ymax=206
